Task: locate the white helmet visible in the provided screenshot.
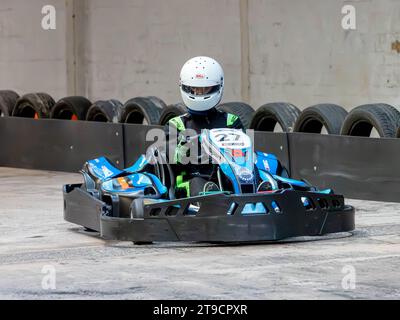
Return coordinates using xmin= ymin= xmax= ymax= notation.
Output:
xmin=179 ymin=56 xmax=224 ymax=112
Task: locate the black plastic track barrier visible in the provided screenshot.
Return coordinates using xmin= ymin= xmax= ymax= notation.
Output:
xmin=288 ymin=132 xmax=400 ymax=202
xmin=1 ymin=117 xmax=400 ymax=203
xmin=0 ymin=117 xmax=124 ymax=172
xmin=254 ymin=131 xmax=290 ymax=175
xmin=123 ymin=123 xmax=162 ymax=167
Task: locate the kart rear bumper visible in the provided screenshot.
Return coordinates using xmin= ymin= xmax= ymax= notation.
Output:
xmin=63 ymin=184 xmax=355 ymax=242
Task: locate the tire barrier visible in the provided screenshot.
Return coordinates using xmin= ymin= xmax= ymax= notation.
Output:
xmin=217 ymin=102 xmax=255 ymax=129
xmin=340 ymin=104 xmax=400 ymax=138
xmin=2 ymin=88 xmax=400 ymax=139
xmin=51 ymin=96 xmax=92 ymax=120
xmin=120 ymin=97 xmax=162 ymax=125
xmin=250 ymin=102 xmax=301 ymax=132
xmin=12 ymin=93 xmax=55 ymax=119
xmin=86 ymin=99 xmax=123 ymax=123
xmin=0 ymin=90 xmax=19 ymax=117
xmin=158 ymin=103 xmax=188 ymax=125
xmin=144 ymin=96 xmax=167 ymax=110
xmin=294 ymin=104 xmax=348 ymax=135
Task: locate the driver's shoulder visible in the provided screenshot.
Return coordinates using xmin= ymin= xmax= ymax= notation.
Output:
xmin=167 ymin=113 xmax=190 ymax=131
xmin=226 ymin=113 xmax=240 ymax=127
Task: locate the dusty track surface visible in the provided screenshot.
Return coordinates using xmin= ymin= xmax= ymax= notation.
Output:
xmin=0 ymin=167 xmax=399 ymax=299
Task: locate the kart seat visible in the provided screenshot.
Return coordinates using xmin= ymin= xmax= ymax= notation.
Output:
xmin=86 ymin=156 xmax=123 ymax=181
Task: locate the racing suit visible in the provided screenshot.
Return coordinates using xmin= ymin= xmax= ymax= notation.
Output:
xmin=165 ymin=108 xmax=244 ymax=197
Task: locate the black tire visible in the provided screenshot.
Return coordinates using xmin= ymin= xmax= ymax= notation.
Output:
xmin=120 ymin=97 xmax=162 ymax=125
xmin=397 ymin=126 xmax=400 ymax=138
xmin=340 ymin=104 xmax=400 ymax=138
xmin=250 ymin=102 xmax=301 ymax=132
xmin=12 ymin=93 xmax=55 ymax=119
xmin=294 ymin=104 xmax=348 ymax=134
xmin=189 ymin=177 xmax=207 ymax=197
xmin=0 ymin=90 xmax=19 ymax=117
xmin=144 ymin=96 xmax=167 ymax=109
xmin=216 ymin=102 xmax=255 ymax=129
xmin=86 ymin=99 xmax=123 ymax=123
xmin=51 ymin=96 xmax=92 ymax=120
xmin=158 ymin=103 xmax=188 ymax=125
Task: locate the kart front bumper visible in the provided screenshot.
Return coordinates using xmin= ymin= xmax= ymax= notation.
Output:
xmin=63 ymin=184 xmax=355 ymax=243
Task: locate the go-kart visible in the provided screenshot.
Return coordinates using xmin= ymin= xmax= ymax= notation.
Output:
xmin=63 ymin=128 xmax=355 ymax=243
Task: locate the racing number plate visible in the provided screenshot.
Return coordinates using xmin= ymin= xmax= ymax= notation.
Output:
xmin=209 ymin=129 xmax=251 ymax=149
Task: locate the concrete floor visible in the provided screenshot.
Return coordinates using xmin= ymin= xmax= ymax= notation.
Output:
xmin=0 ymin=167 xmax=399 ymax=299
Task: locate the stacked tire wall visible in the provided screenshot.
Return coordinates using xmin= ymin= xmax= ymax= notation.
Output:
xmin=1 ymin=89 xmax=400 ymax=202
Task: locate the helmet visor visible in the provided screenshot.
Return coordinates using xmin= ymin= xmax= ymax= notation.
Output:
xmin=182 ymin=84 xmax=221 ymax=97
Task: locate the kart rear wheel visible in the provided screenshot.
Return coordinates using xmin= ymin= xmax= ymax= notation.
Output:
xmin=216 ymin=102 xmax=254 ymax=129
xmin=12 ymin=93 xmax=55 ymax=119
xmin=294 ymin=104 xmax=348 ymax=134
xmin=51 ymin=96 xmax=92 ymax=120
xmin=86 ymin=99 xmax=123 ymax=123
xmin=250 ymin=102 xmax=301 ymax=132
xmin=340 ymin=104 xmax=400 ymax=138
xmin=158 ymin=103 xmax=188 ymax=125
xmin=0 ymin=90 xmax=19 ymax=117
xmin=120 ymin=97 xmax=162 ymax=125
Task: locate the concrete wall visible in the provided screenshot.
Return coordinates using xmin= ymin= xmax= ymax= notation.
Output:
xmin=77 ymin=0 xmax=242 ymax=105
xmin=0 ymin=0 xmax=399 ymax=110
xmin=248 ymin=0 xmax=400 ymax=109
xmin=0 ymin=0 xmax=67 ymax=99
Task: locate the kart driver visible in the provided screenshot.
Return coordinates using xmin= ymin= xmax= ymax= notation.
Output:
xmin=165 ymin=56 xmax=244 ymax=197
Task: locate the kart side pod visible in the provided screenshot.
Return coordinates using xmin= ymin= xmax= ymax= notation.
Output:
xmin=63 ymin=184 xmax=355 ymax=243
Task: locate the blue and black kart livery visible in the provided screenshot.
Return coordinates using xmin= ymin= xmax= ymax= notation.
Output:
xmin=63 ymin=129 xmax=354 ymax=243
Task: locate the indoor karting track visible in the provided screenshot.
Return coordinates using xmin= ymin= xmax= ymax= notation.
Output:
xmin=0 ymin=167 xmax=399 ymax=299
